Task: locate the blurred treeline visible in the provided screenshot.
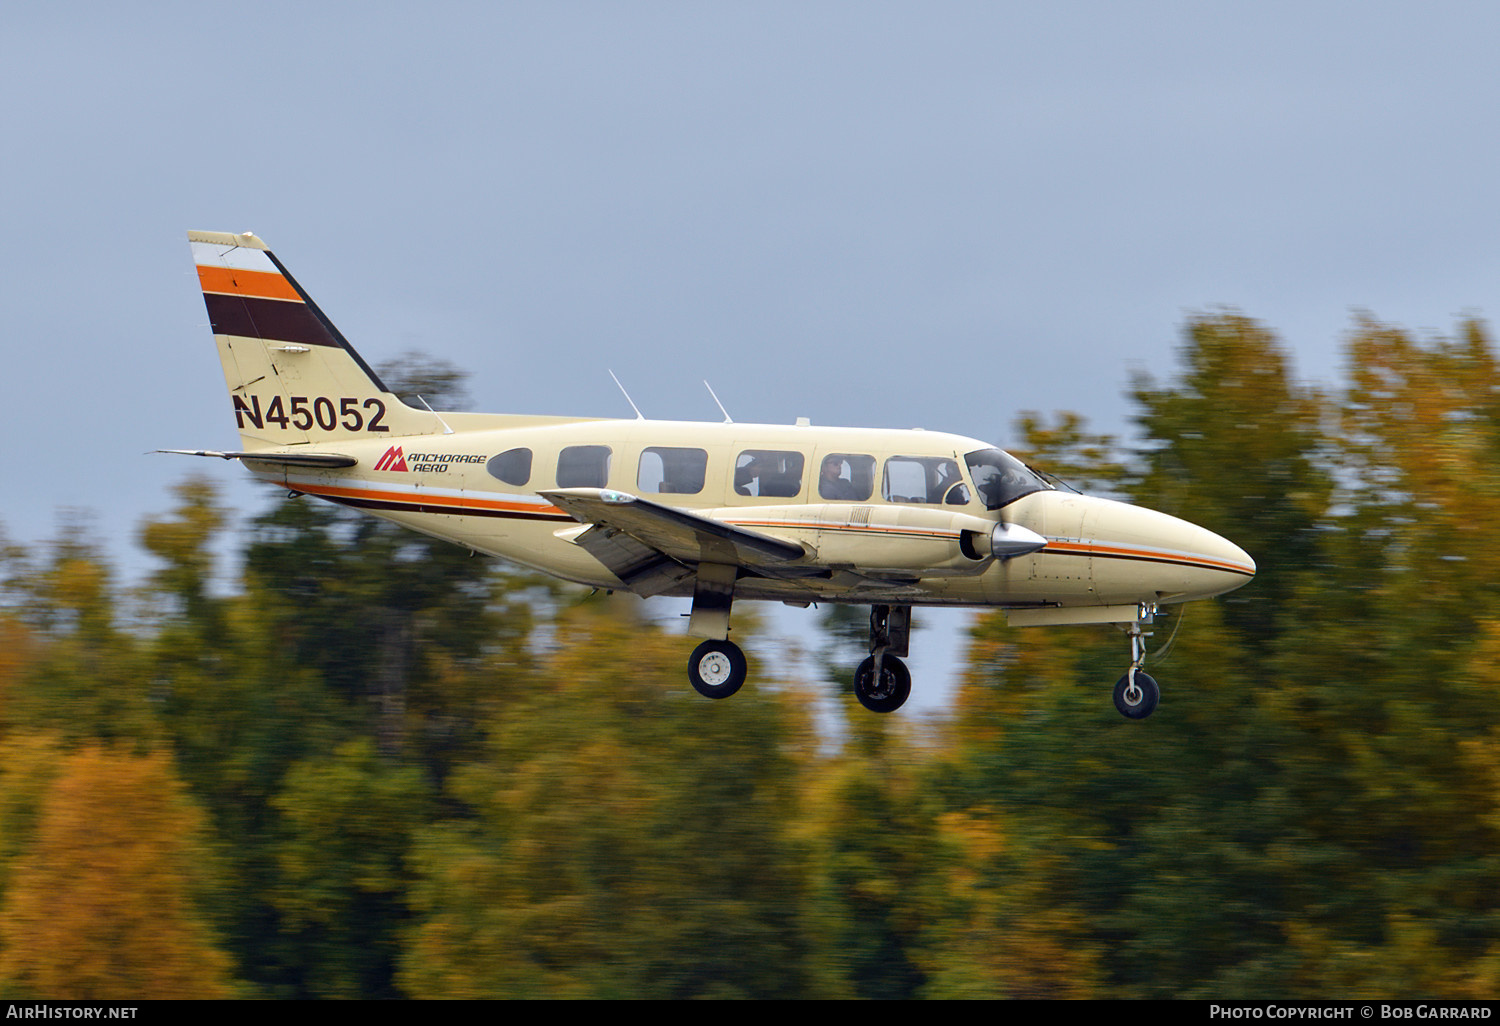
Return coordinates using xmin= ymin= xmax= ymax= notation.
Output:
xmin=3 ymin=314 xmax=1500 ymax=999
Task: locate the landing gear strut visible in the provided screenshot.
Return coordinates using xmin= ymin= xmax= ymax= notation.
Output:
xmin=1113 ymin=606 xmax=1160 ymax=719
xmin=685 ymin=564 xmax=746 ymax=699
xmin=854 ymin=604 xmax=913 ymax=713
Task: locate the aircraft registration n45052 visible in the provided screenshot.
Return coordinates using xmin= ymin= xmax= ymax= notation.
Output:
xmin=165 ymin=230 xmax=1255 ymax=717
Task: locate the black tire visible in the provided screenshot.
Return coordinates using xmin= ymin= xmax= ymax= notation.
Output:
xmin=853 ymin=655 xmax=912 ymax=713
xmin=1113 ymin=669 xmax=1160 ymax=719
xmin=688 ymin=640 xmax=747 ymax=699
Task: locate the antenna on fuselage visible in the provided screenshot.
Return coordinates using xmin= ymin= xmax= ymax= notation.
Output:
xmin=414 ymin=395 xmax=455 ymax=435
xmin=609 ymin=370 xmax=645 ymax=420
xmin=704 ymin=380 xmax=733 ymax=423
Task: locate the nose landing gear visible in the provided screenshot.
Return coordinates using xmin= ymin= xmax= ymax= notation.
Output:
xmin=1113 ymin=606 xmax=1160 ymax=719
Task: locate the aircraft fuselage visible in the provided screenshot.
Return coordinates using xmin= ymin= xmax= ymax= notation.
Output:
xmin=241 ymin=416 xmax=1253 ymax=615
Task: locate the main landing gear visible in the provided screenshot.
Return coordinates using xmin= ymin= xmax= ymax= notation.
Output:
xmin=854 ymin=604 xmax=912 ymax=714
xmin=1113 ymin=607 xmax=1160 ymax=720
xmin=681 ymin=563 xmax=919 ymax=712
xmin=685 ymin=564 xmax=746 ymax=700
xmin=683 ymin=605 xmax=916 ymax=714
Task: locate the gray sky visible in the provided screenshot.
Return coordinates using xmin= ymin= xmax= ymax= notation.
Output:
xmin=4 ymin=2 xmax=1498 ymax=707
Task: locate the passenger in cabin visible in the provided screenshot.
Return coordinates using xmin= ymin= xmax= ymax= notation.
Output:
xmin=819 ymin=456 xmax=859 ymax=500
xmin=734 ymin=450 xmax=804 ymax=498
xmin=734 ymin=456 xmax=763 ymax=495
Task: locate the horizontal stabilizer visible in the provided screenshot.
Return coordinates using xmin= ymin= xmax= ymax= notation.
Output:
xmin=156 ymin=449 xmax=358 ymax=469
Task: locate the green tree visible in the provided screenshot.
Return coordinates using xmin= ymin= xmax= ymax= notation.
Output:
xmin=402 ymin=604 xmax=819 ymax=999
xmin=270 ymin=738 xmax=429 ymax=998
xmin=1131 ymin=311 xmax=1331 ymax=649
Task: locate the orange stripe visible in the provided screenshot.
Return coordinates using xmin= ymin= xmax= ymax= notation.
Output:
xmin=729 ymin=519 xmax=958 ymax=540
xmin=196 ymin=264 xmax=301 ymax=302
xmin=1046 ymin=540 xmax=1253 ymax=574
xmin=280 ymin=488 xmax=1247 ymax=574
xmin=295 ymin=481 xmax=564 ymax=517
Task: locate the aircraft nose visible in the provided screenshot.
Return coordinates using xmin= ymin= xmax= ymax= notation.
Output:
xmin=1083 ymin=497 xmax=1256 ymax=603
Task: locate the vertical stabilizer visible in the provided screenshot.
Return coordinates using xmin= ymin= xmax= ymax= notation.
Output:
xmin=189 ymin=230 xmax=442 ymax=448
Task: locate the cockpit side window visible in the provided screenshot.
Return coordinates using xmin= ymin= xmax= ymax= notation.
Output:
xmin=882 ymin=456 xmax=966 ymax=505
xmin=817 ymin=453 xmax=875 ymax=501
xmin=557 ymin=445 xmax=611 ymax=488
xmin=734 ymin=450 xmax=804 ymax=498
xmin=964 ymin=448 xmax=1051 ymax=510
xmin=638 ymin=446 xmax=708 ymax=495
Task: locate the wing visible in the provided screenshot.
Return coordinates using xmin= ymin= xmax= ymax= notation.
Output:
xmin=539 ymin=487 xmax=807 ymax=596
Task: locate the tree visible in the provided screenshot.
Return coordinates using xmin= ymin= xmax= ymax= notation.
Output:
xmin=1131 ymin=311 xmax=1331 ymax=650
xmin=270 ymin=738 xmax=429 ymax=998
xmin=0 ymin=745 xmax=236 ymax=998
xmin=401 ymin=604 xmax=819 ymax=999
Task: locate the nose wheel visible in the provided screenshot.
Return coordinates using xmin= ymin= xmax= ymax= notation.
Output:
xmin=1113 ymin=667 xmax=1159 ymax=719
xmin=1114 ymin=606 xmax=1161 ymax=719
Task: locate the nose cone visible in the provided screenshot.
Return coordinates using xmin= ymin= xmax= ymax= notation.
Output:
xmin=1082 ymin=497 xmax=1255 ymax=604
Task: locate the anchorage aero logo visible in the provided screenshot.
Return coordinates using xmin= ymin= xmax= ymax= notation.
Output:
xmin=375 ymin=445 xmax=409 ymax=472
xmin=374 ymin=447 xmax=488 ymax=473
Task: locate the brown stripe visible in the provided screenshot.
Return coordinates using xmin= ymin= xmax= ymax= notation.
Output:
xmin=196 ymin=265 xmax=301 ymax=301
xmin=323 ymin=494 xmax=570 ymax=521
xmin=1044 ymin=542 xmax=1255 ymax=577
xmin=202 ymin=292 xmax=342 ymax=347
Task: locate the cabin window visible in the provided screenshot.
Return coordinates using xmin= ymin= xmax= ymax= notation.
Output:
xmin=817 ymin=453 xmax=875 ymax=501
xmin=638 ymin=446 xmax=708 ymax=495
xmin=556 ymin=445 xmax=611 ymax=488
xmin=486 ymin=447 xmax=532 ymax=486
xmin=882 ymin=456 xmax=968 ymax=505
xmin=734 ymin=450 xmax=804 ymax=498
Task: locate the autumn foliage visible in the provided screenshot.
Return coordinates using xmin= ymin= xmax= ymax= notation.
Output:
xmin=2 ymin=317 xmax=1500 ymax=998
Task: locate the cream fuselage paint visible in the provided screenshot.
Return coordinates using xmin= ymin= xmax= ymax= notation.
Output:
xmin=244 ymin=414 xmax=1254 ymax=613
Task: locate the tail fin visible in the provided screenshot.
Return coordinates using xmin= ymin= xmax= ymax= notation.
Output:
xmin=189 ymin=231 xmax=442 ymax=448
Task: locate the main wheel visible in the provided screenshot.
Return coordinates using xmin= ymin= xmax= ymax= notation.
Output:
xmin=1113 ymin=669 xmax=1160 ymax=719
xmin=688 ymin=640 xmax=747 ymax=699
xmin=854 ymin=655 xmax=912 ymax=713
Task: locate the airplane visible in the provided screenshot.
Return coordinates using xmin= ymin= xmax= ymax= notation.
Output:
xmin=167 ymin=230 xmax=1255 ymax=717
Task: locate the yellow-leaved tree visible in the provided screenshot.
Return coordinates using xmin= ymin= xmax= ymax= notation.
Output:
xmin=0 ymin=745 xmax=237 ymax=998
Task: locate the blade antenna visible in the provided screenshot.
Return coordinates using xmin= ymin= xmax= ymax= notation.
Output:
xmin=415 ymin=395 xmax=455 ymax=435
xmin=704 ymin=380 xmax=733 ymax=423
xmin=609 ymin=370 xmax=645 ymax=420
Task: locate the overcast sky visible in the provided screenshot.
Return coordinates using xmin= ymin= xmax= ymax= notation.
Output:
xmin=5 ymin=2 xmax=1498 ymax=707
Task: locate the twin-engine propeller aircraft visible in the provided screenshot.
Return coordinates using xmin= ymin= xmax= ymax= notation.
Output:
xmin=168 ymin=230 xmax=1255 ymax=716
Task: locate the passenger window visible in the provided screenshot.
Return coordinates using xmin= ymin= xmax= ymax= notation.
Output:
xmin=638 ymin=446 xmax=708 ymax=495
xmin=882 ymin=456 xmax=966 ymax=505
xmin=817 ymin=453 xmax=875 ymax=501
xmin=556 ymin=445 xmax=611 ymax=488
xmin=486 ymin=447 xmax=532 ymax=486
xmin=734 ymin=450 xmax=804 ymax=498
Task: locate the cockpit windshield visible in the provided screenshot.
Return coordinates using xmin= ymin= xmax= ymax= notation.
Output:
xmin=964 ymin=448 xmax=1052 ymax=510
